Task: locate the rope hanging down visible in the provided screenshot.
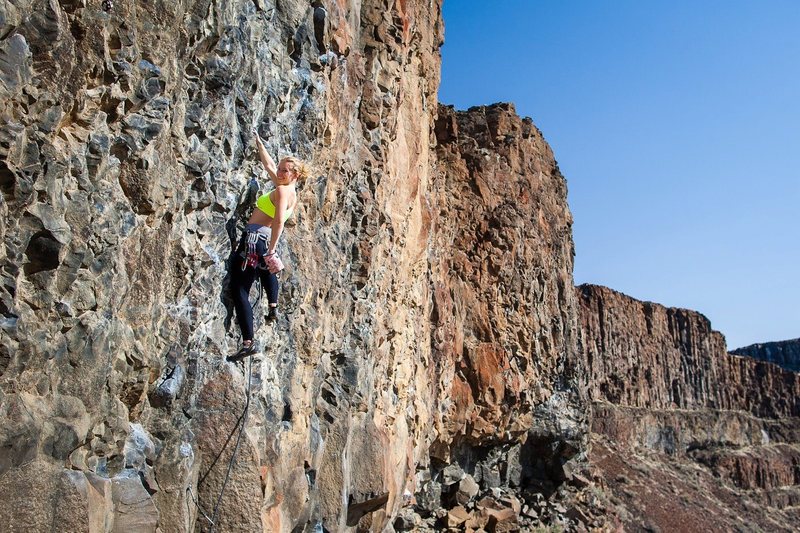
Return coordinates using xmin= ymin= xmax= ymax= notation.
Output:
xmin=207 ymin=275 xmax=260 ymax=530
xmin=193 ymin=277 xmax=260 ymax=530
xmin=209 ymin=355 xmax=253 ymax=532
xmin=191 ymin=211 xmax=263 ymax=530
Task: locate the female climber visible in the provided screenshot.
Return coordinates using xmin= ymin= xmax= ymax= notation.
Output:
xmin=229 ymin=130 xmax=309 ymax=360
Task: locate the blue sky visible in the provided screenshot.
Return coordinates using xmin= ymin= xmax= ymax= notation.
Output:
xmin=439 ymin=0 xmax=799 ymax=349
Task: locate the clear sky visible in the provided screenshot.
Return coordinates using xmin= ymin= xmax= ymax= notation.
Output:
xmin=439 ymin=0 xmax=799 ymax=350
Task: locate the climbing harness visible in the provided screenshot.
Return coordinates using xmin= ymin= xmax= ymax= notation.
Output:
xmin=241 ymin=231 xmax=268 ymax=271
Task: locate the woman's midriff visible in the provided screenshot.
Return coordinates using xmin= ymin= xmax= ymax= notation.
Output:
xmin=248 ymin=209 xmax=273 ymax=226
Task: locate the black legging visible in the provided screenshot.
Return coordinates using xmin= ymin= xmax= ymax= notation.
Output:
xmin=230 ymin=232 xmax=279 ymax=341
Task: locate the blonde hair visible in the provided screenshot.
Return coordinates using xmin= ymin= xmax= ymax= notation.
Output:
xmin=281 ymin=157 xmax=311 ymax=181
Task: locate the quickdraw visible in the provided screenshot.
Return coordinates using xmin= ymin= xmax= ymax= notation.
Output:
xmin=102 ymin=0 xmax=113 ymax=11
xmin=241 ymin=231 xmax=268 ymax=271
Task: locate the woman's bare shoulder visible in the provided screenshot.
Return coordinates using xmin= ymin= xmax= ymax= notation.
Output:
xmin=272 ymin=185 xmax=296 ymax=203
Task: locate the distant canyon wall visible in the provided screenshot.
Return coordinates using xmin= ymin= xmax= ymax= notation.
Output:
xmin=732 ymin=338 xmax=800 ymax=373
xmin=577 ymin=284 xmax=800 ymax=419
xmin=578 ymin=283 xmax=800 ymax=531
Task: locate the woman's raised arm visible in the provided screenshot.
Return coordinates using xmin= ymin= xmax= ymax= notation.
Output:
xmin=253 ymin=129 xmax=278 ymax=182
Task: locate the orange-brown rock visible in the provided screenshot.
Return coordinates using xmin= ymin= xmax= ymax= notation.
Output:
xmin=0 ymin=0 xmax=594 ymax=528
xmin=579 ymin=284 xmax=800 ymax=531
xmin=2 ymin=0 xmax=798 ymax=530
xmin=430 ymin=104 xmax=584 ymax=456
xmin=578 ymin=284 xmax=800 ymax=417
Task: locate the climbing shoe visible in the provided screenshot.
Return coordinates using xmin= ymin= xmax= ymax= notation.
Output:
xmin=266 ymin=306 xmax=278 ymax=322
xmin=227 ymin=342 xmax=257 ymax=362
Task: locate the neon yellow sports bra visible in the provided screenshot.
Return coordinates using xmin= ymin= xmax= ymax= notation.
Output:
xmin=256 ymin=191 xmax=294 ymax=222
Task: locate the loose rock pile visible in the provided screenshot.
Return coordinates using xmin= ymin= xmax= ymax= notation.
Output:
xmin=398 ymin=449 xmax=612 ymax=532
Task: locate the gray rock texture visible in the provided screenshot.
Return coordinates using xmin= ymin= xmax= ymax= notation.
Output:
xmin=1 ymin=0 xmax=797 ymax=531
xmin=0 ymin=1 xmax=589 ymax=531
xmin=0 ymin=0 xmax=446 ymax=530
xmin=732 ymin=337 xmax=800 ymax=373
xmin=429 ymin=102 xmax=586 ymax=476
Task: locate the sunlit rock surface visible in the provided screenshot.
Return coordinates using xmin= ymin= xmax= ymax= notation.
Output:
xmin=1 ymin=0 xmax=798 ymax=531
xmin=0 ymin=0 xmax=445 ymax=530
xmin=1 ymin=0 xmax=589 ymax=530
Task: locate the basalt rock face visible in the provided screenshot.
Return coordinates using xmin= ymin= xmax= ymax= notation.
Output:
xmin=0 ymin=1 xmax=591 ymax=531
xmin=578 ymin=284 xmax=800 ymax=417
xmin=0 ymin=0 xmax=446 ymax=531
xmin=8 ymin=0 xmax=795 ymax=530
xmin=578 ymin=284 xmax=800 ymax=531
xmin=406 ymin=103 xmax=590 ymax=531
xmin=430 ymin=104 xmax=585 ymax=465
xmin=732 ymin=338 xmax=800 ymax=373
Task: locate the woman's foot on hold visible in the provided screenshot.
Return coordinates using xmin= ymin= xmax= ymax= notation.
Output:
xmin=266 ymin=305 xmax=278 ymax=322
xmin=228 ymin=340 xmax=257 ymax=361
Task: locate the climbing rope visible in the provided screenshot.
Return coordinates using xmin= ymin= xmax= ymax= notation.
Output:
xmin=186 ymin=486 xmax=214 ymax=527
xmin=207 ymin=268 xmax=259 ymax=531
xmin=191 ymin=215 xmax=263 ymax=531
xmin=208 ymin=354 xmax=253 ymax=532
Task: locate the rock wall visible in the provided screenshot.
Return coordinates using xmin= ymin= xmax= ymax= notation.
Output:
xmin=0 ymin=1 xmax=588 ymax=531
xmin=6 ymin=0 xmax=794 ymax=530
xmin=732 ymin=338 xmax=800 ymax=373
xmin=408 ymin=103 xmax=588 ymax=531
xmin=578 ymin=284 xmax=800 ymax=418
xmin=430 ymin=103 xmax=584 ymax=460
xmin=578 ymin=284 xmax=800 ymax=531
xmin=0 ymin=0 xmax=444 ymax=530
